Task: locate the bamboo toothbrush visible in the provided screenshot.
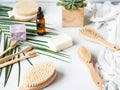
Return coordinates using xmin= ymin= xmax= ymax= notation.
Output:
xmin=0 ymin=41 xmax=17 ymax=57
xmin=78 ymin=46 xmax=103 ymax=90
xmin=80 ymin=27 xmax=119 ymax=52
xmin=19 ymin=62 xmax=57 ymax=90
xmin=0 ymin=46 xmax=32 ymax=64
xmin=0 ymin=50 xmax=36 ymax=68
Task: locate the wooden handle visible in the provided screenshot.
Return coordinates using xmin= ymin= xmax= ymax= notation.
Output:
xmin=0 ymin=51 xmax=21 ymax=64
xmin=97 ymin=38 xmax=118 ymax=52
xmin=0 ymin=46 xmax=32 ymax=64
xmin=88 ymin=63 xmax=102 ymax=90
xmin=0 ymin=56 xmax=27 ymax=68
xmin=0 ymin=47 xmax=12 ymax=58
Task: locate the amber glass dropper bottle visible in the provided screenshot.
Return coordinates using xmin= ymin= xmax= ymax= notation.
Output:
xmin=36 ymin=7 xmax=46 ymax=35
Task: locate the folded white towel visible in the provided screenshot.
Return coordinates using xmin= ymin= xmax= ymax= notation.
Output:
xmin=89 ymin=2 xmax=120 ymax=90
xmin=87 ymin=1 xmax=120 ymax=30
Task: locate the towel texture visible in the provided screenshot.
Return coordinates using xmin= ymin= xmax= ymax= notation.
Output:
xmin=88 ymin=1 xmax=120 ymax=90
xmin=88 ymin=1 xmax=120 ymax=29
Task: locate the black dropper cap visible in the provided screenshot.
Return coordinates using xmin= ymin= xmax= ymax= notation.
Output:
xmin=37 ymin=7 xmax=44 ymax=19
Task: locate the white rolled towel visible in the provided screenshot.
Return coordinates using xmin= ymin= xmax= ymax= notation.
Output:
xmin=96 ymin=15 xmax=120 ymax=90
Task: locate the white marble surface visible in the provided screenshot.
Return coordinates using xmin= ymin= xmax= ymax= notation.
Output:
xmin=0 ymin=2 xmax=110 ymax=90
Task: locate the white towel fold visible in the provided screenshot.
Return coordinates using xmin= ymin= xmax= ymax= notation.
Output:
xmin=87 ymin=1 xmax=120 ymax=90
xmin=87 ymin=1 xmax=120 ymax=29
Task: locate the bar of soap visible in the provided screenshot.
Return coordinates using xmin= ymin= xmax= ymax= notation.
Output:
xmin=48 ymin=34 xmax=73 ymax=52
xmin=10 ymin=24 xmax=26 ymax=41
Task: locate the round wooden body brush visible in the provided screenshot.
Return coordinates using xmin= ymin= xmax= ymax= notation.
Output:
xmin=19 ymin=61 xmax=57 ymax=90
xmin=80 ymin=27 xmax=119 ymax=52
xmin=78 ymin=46 xmax=103 ymax=90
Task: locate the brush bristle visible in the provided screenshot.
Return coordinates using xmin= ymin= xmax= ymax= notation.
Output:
xmin=10 ymin=41 xmax=17 ymax=47
xmin=23 ymin=62 xmax=55 ymax=88
xmin=78 ymin=46 xmax=91 ymax=63
xmin=27 ymin=50 xmax=36 ymax=56
xmin=80 ymin=27 xmax=99 ymax=39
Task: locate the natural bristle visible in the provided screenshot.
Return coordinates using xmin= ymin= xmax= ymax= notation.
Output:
xmin=10 ymin=41 xmax=17 ymax=48
xmin=23 ymin=62 xmax=56 ymax=89
xmin=80 ymin=27 xmax=99 ymax=39
xmin=21 ymin=46 xmax=32 ymax=52
xmin=78 ymin=46 xmax=91 ymax=63
xmin=27 ymin=51 xmax=36 ymax=56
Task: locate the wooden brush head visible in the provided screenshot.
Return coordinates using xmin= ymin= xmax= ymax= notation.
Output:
xmin=80 ymin=27 xmax=99 ymax=42
xmin=21 ymin=61 xmax=57 ymax=90
xmin=78 ymin=46 xmax=91 ymax=63
xmin=26 ymin=50 xmax=37 ymax=57
xmin=10 ymin=41 xmax=17 ymax=48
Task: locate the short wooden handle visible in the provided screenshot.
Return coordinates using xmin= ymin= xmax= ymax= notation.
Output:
xmin=0 ymin=47 xmax=12 ymax=58
xmin=0 ymin=52 xmax=20 ymax=64
xmin=97 ymin=38 xmax=118 ymax=52
xmin=0 ymin=57 xmax=26 ymax=68
xmin=0 ymin=46 xmax=32 ymax=64
xmin=88 ymin=63 xmax=102 ymax=89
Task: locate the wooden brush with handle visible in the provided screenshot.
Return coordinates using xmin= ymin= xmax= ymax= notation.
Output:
xmin=0 ymin=50 xmax=36 ymax=68
xmin=19 ymin=61 xmax=57 ymax=90
xmin=78 ymin=46 xmax=103 ymax=90
xmin=0 ymin=46 xmax=32 ymax=64
xmin=0 ymin=41 xmax=17 ymax=57
xmin=80 ymin=27 xmax=120 ymax=52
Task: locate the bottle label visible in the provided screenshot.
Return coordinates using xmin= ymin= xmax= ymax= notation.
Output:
xmin=37 ymin=23 xmax=45 ymax=29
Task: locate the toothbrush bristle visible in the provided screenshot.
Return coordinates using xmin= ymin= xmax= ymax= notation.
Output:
xmin=27 ymin=50 xmax=36 ymax=56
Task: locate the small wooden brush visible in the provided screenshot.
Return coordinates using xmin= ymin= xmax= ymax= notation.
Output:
xmin=80 ymin=27 xmax=120 ymax=52
xmin=0 ymin=50 xmax=36 ymax=68
xmin=78 ymin=46 xmax=103 ymax=90
xmin=0 ymin=46 xmax=32 ymax=64
xmin=0 ymin=41 xmax=17 ymax=57
xmin=19 ymin=61 xmax=57 ymax=90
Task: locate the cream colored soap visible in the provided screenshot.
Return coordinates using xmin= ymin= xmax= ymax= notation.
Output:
xmin=48 ymin=34 xmax=73 ymax=52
